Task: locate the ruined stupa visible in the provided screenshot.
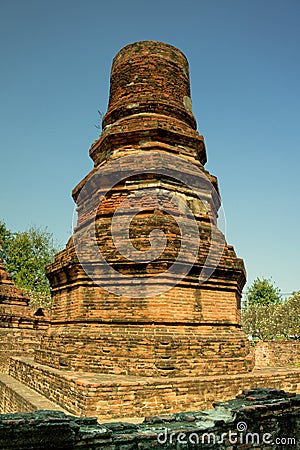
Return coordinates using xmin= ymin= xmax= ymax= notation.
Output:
xmin=34 ymin=41 xmax=253 ymax=377
xmin=9 ymin=42 xmax=300 ymax=421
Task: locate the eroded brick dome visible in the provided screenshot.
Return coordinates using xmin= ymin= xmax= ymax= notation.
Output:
xmin=102 ymin=40 xmax=196 ymax=129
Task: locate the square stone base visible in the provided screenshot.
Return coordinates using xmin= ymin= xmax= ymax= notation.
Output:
xmin=1 ymin=356 xmax=300 ymax=421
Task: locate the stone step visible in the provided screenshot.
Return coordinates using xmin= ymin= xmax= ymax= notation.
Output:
xmin=3 ymin=356 xmax=300 ymax=421
xmin=0 ymin=373 xmax=69 ymax=414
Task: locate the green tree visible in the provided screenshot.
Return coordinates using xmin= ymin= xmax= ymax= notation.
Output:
xmin=246 ymin=277 xmax=282 ymax=307
xmin=0 ymin=220 xmax=12 ymax=261
xmin=280 ymin=291 xmax=300 ymax=338
xmin=242 ymin=290 xmax=300 ymax=340
xmin=0 ymin=221 xmax=59 ymax=307
xmin=242 ymin=303 xmax=283 ymax=339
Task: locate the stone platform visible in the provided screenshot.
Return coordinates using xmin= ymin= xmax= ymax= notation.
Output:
xmin=1 ymin=356 xmax=300 ymax=421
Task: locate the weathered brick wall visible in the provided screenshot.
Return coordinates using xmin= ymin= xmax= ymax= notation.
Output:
xmin=0 ymin=327 xmax=46 ymax=373
xmin=0 ymin=373 xmax=68 ymax=415
xmin=35 ymin=322 xmax=251 ymax=376
xmin=0 ymin=388 xmax=299 ymax=449
xmin=255 ymin=340 xmax=300 ymax=368
xmin=0 ymin=377 xmax=39 ymax=414
xmin=35 ymin=275 xmax=251 ymax=376
xmin=48 ymin=280 xmax=240 ymax=324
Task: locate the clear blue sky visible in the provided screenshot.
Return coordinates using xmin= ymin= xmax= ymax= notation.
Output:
xmin=0 ymin=0 xmax=299 ymax=295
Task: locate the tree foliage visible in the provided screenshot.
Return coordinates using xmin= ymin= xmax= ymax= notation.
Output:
xmin=246 ymin=277 xmax=282 ymax=307
xmin=0 ymin=221 xmax=12 ymax=260
xmin=0 ymin=220 xmax=59 ymax=307
xmin=280 ymin=291 xmax=300 ymax=338
xmin=242 ymin=291 xmax=300 ymax=340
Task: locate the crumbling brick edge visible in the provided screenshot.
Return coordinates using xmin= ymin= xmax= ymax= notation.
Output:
xmin=0 ymin=388 xmax=299 ymax=449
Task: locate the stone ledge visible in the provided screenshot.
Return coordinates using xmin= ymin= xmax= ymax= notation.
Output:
xmin=3 ymin=356 xmax=300 ymax=421
xmin=9 ymin=356 xmax=300 ymax=385
xmin=0 ymin=374 xmax=69 ymax=414
xmin=0 ymin=388 xmax=299 ymax=449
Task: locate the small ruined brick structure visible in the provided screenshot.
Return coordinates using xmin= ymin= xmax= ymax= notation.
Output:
xmin=0 ymin=259 xmax=30 ymax=309
xmin=0 ymin=259 xmax=47 ymax=371
xmin=35 ymin=40 xmax=253 ymax=377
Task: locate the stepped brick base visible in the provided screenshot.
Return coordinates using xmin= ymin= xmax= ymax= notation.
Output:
xmin=1 ymin=356 xmax=299 ymax=421
xmin=34 ymin=323 xmax=253 ymax=377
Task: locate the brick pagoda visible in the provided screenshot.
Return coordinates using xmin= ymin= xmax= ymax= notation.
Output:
xmin=34 ymin=40 xmax=253 ymax=377
xmin=9 ymin=42 xmax=300 ymax=421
